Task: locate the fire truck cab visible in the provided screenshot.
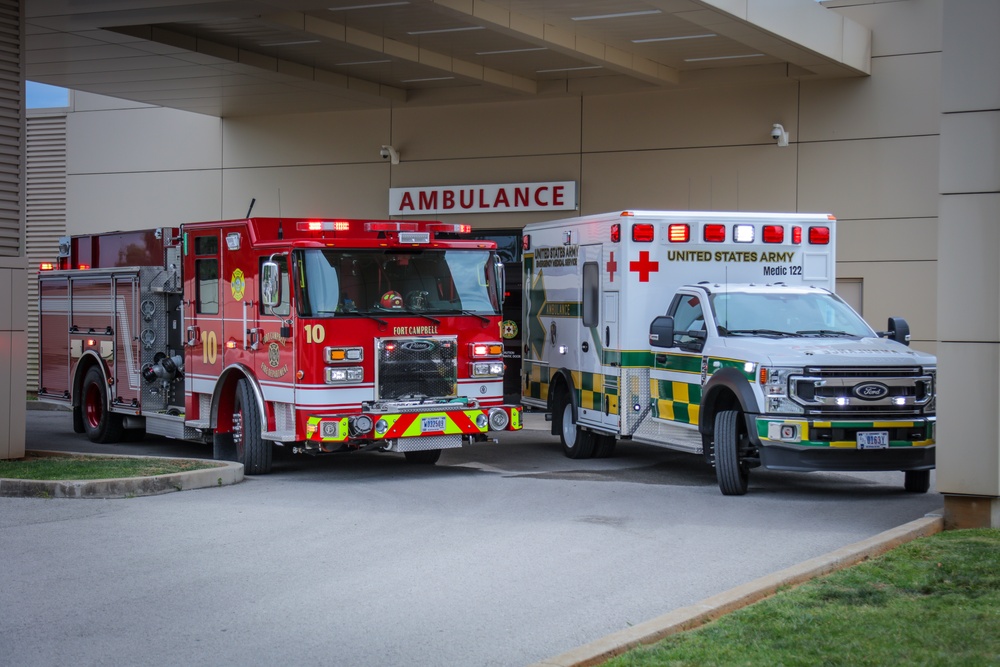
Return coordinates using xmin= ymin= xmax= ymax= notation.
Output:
xmin=38 ymin=217 xmax=522 ymax=473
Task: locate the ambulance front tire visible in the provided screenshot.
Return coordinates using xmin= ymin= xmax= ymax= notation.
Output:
xmin=404 ymin=449 xmax=442 ymax=465
xmin=904 ymin=470 xmax=930 ymax=493
xmin=714 ymin=409 xmax=750 ymax=496
xmin=80 ymin=366 xmax=124 ymax=444
xmin=558 ymin=394 xmax=595 ymax=459
xmin=214 ymin=377 xmax=273 ymax=475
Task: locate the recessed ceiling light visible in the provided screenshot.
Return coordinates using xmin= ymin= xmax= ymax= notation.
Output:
xmin=572 ymin=9 xmax=661 ymax=21
xmin=401 ymin=76 xmax=455 ymax=82
xmin=337 ymin=59 xmax=392 ymax=66
xmin=476 ymin=47 xmax=548 ymax=56
xmin=536 ymin=66 xmax=603 ymax=73
xmin=329 ymin=2 xmax=409 ymax=10
xmin=684 ymin=53 xmax=764 ymax=62
xmin=407 ymin=26 xmax=485 ymax=35
xmin=259 ymin=39 xmax=322 ymax=47
xmin=632 ymin=33 xmax=716 ymax=43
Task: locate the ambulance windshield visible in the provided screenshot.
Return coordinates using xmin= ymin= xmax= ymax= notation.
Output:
xmin=295 ymin=248 xmax=501 ymax=317
xmin=710 ymin=290 xmax=875 ymax=338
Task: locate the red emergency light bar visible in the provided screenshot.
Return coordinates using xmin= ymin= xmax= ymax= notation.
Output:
xmin=703 ymin=224 xmax=726 ymax=242
xmin=667 ymin=224 xmax=689 ymax=243
xmin=365 ymin=222 xmax=421 ymax=233
xmin=792 ymin=226 xmax=802 ymax=244
xmin=298 ymin=220 xmax=351 ymax=232
xmin=610 ymin=224 xmax=621 ymax=243
xmin=39 ymin=262 xmax=55 ymax=271
xmin=632 ymin=223 xmax=656 ymax=242
xmin=762 ymin=225 xmax=784 ymax=243
xmin=427 ymin=223 xmax=472 ymax=234
xmin=809 ymin=226 xmax=830 ymax=244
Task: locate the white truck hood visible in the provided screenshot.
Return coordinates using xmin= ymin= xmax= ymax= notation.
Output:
xmin=719 ymin=336 xmax=936 ymax=368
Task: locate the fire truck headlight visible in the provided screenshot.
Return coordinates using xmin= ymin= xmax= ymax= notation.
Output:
xmin=488 ymin=407 xmax=510 ymax=431
xmin=325 ymin=346 xmax=363 ymax=363
xmin=476 ymin=413 xmax=489 ymax=429
xmin=470 ymin=361 xmax=505 ymax=378
xmin=375 ymin=418 xmax=389 ymax=435
xmin=325 ymin=367 xmax=364 ymax=384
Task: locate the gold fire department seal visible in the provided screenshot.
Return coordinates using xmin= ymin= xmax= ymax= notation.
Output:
xmin=268 ymin=342 xmax=281 ymax=368
xmin=231 ymin=268 xmax=246 ymax=301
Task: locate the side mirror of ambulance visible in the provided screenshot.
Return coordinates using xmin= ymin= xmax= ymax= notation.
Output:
xmin=879 ymin=317 xmax=911 ymax=347
xmin=649 ymin=316 xmax=675 ymax=349
xmin=261 ymin=260 xmax=281 ymax=308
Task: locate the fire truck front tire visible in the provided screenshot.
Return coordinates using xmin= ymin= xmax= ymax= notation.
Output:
xmin=714 ymin=410 xmax=750 ymax=496
xmin=81 ymin=366 xmax=124 ymax=444
xmin=558 ymin=393 xmax=595 ymax=459
xmin=214 ymin=378 xmax=273 ymax=475
xmin=404 ymin=449 xmax=442 ymax=464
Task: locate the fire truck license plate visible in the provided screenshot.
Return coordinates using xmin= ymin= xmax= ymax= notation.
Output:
xmin=857 ymin=431 xmax=889 ymax=449
xmin=421 ymin=416 xmax=447 ymax=433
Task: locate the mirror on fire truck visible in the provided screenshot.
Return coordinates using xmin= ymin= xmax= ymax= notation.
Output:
xmin=261 ymin=260 xmax=281 ymax=308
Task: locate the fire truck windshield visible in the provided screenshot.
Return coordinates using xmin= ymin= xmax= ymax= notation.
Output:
xmin=295 ymin=248 xmax=501 ymax=317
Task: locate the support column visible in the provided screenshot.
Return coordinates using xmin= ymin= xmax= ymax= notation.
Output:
xmin=938 ymin=0 xmax=1000 ymax=528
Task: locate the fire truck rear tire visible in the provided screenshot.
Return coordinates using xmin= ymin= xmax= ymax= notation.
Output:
xmin=81 ymin=366 xmax=125 ymax=444
xmin=714 ymin=409 xmax=750 ymax=496
xmin=904 ymin=470 xmax=930 ymax=493
xmin=404 ymin=449 xmax=442 ymax=465
xmin=214 ymin=378 xmax=273 ymax=475
xmin=559 ymin=395 xmax=595 ymax=459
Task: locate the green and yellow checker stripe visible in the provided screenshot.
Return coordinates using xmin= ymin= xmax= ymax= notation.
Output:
xmin=523 ymin=361 xmax=619 ymax=415
xmin=650 ymin=379 xmax=701 ymax=426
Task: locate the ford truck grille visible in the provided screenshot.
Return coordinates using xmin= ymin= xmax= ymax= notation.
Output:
xmin=790 ymin=366 xmax=934 ymax=417
xmin=377 ymin=336 xmax=458 ymax=400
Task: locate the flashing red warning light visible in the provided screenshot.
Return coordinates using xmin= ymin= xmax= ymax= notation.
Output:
xmin=522 ymin=234 xmax=531 ymax=250
xmin=365 ymin=222 xmax=421 ymax=233
xmin=792 ymin=226 xmax=803 ymax=244
xmin=703 ymin=224 xmax=726 ymax=243
xmin=762 ymin=225 xmax=785 ymax=244
xmin=77 ymin=264 xmax=91 ymax=270
xmin=632 ymin=223 xmax=655 ymax=242
xmin=39 ymin=262 xmax=55 ymax=271
xmin=667 ymin=224 xmax=690 ymax=243
xmin=610 ymin=224 xmax=621 ymax=243
xmin=427 ymin=223 xmax=471 ymax=233
xmin=299 ymin=220 xmax=351 ymax=232
xmin=809 ymin=226 xmax=831 ymax=245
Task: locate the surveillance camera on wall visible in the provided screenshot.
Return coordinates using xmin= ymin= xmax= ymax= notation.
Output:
xmin=380 ymin=145 xmax=400 ymax=164
xmin=771 ymin=124 xmax=789 ymax=147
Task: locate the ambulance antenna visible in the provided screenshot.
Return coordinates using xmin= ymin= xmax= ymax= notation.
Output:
xmin=245 ymin=198 xmax=256 ymax=219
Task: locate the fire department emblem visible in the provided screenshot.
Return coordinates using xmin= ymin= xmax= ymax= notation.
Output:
xmin=501 ymin=320 xmax=518 ymax=339
xmin=231 ymin=268 xmax=246 ymax=301
xmin=268 ymin=342 xmax=281 ymax=368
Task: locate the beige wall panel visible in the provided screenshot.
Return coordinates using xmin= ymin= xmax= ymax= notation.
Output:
xmin=68 ymin=171 xmax=222 ymax=232
xmin=798 ymin=136 xmax=938 ymax=220
xmin=800 ymin=52 xmax=940 ymax=142
xmin=833 ymin=0 xmax=941 ymax=58
xmin=581 ymin=145 xmax=797 ymax=214
xmin=940 ymin=110 xmax=1000 ymax=195
xmin=392 ymin=98 xmax=581 ymax=160
xmin=390 ymin=154 xmax=582 ymax=230
xmin=583 ymin=83 xmax=798 ymax=153
xmin=838 ymin=260 xmax=936 ymax=344
xmin=222 ymin=164 xmax=390 ymax=220
xmin=937 ymin=193 xmax=1000 ymax=343
xmin=940 ymin=0 xmax=1000 ymax=112
xmin=838 ymin=217 xmax=937 ymax=262
xmin=223 ymin=109 xmax=391 ymax=168
xmin=72 ymin=91 xmax=155 ymax=112
xmin=936 ymin=341 xmax=1000 ymax=496
xmin=67 ymin=107 xmax=221 ymax=174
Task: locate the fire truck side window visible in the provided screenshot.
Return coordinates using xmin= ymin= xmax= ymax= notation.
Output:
xmin=194 ymin=235 xmax=219 ymax=315
xmin=259 ymin=257 xmax=290 ymax=317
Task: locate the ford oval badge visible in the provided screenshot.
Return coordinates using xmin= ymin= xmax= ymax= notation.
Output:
xmin=853 ymin=382 xmax=889 ymax=400
xmin=400 ymin=340 xmax=435 ymax=352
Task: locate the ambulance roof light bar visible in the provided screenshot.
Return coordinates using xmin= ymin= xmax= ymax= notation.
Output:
xmin=733 ymin=224 xmax=755 ymax=243
xmin=809 ymin=226 xmax=831 ymax=244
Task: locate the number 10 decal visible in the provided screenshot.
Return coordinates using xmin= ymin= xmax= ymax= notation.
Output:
xmin=304 ymin=324 xmax=326 ymax=344
xmin=201 ymin=330 xmax=218 ymax=364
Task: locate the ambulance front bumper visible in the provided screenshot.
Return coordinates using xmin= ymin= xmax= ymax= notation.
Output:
xmin=754 ymin=416 xmax=935 ymax=472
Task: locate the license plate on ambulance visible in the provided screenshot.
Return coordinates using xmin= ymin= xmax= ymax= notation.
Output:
xmin=421 ymin=416 xmax=447 ymax=433
xmin=857 ymin=431 xmax=889 ymax=449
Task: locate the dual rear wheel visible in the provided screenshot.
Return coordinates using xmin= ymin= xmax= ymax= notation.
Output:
xmin=557 ymin=392 xmax=616 ymax=461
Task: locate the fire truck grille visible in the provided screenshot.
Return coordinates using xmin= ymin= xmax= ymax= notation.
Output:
xmin=377 ymin=336 xmax=458 ymax=400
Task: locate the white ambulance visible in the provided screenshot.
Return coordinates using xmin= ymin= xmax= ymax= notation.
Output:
xmin=521 ymin=210 xmax=936 ymax=495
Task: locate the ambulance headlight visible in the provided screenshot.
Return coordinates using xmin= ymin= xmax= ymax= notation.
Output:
xmin=759 ymin=366 xmax=804 ymax=414
xmin=325 ymin=367 xmax=364 ymax=384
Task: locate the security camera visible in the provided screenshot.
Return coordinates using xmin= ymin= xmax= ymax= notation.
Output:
xmin=771 ymin=124 xmax=789 ymax=147
xmin=380 ymin=145 xmax=399 ymax=164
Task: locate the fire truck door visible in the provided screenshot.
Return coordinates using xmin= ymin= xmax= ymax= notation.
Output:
xmin=578 ymin=244 xmax=619 ymax=431
xmin=185 ymin=231 xmax=224 ymax=419
xmin=253 ymin=254 xmax=294 ymax=418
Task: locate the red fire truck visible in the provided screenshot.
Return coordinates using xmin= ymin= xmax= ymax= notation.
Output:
xmin=37 ymin=217 xmax=522 ymax=474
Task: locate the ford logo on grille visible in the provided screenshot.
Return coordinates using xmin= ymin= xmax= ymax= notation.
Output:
xmin=853 ymin=382 xmax=889 ymax=400
xmin=400 ymin=340 xmax=435 ymax=352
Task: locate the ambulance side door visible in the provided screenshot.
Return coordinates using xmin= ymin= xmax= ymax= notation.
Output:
xmin=649 ymin=291 xmax=707 ymax=446
xmin=577 ymin=244 xmax=619 ymax=431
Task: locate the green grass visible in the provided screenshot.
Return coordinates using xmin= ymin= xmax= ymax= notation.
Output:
xmin=0 ymin=454 xmax=221 ymax=480
xmin=605 ymin=529 xmax=1000 ymax=667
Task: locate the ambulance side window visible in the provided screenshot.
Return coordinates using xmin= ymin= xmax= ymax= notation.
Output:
xmin=194 ymin=236 xmax=218 ymax=315
xmin=582 ymin=261 xmax=599 ymax=327
xmin=259 ymin=257 xmax=290 ymax=317
xmin=670 ymin=295 xmax=705 ymax=350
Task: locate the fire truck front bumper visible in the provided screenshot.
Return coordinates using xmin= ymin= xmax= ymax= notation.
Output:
xmin=306 ymin=405 xmax=522 ymax=450
xmin=754 ymin=416 xmax=935 ymax=472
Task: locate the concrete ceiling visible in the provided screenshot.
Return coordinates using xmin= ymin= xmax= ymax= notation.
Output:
xmin=25 ymin=0 xmax=870 ymax=117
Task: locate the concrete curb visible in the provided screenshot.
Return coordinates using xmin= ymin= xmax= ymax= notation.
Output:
xmin=529 ymin=512 xmax=945 ymax=667
xmin=0 ymin=450 xmax=244 ymax=499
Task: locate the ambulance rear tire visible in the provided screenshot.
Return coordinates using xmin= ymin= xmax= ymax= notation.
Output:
xmin=214 ymin=377 xmax=273 ymax=475
xmin=559 ymin=396 xmax=595 ymax=459
xmin=592 ymin=434 xmax=617 ymax=458
xmin=81 ymin=366 xmax=124 ymax=444
xmin=904 ymin=470 xmax=930 ymax=493
xmin=714 ymin=409 xmax=750 ymax=496
xmin=404 ymin=449 xmax=442 ymax=465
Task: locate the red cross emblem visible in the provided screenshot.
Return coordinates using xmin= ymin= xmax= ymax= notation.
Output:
xmin=629 ymin=250 xmax=659 ymax=282
xmin=606 ymin=251 xmax=617 ymax=282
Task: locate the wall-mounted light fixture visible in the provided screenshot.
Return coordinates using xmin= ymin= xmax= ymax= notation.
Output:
xmin=380 ymin=145 xmax=400 ymax=164
xmin=771 ymin=123 xmax=789 ymax=147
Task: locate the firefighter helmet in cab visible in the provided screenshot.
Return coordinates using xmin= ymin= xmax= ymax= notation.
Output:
xmin=380 ymin=290 xmax=403 ymax=309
